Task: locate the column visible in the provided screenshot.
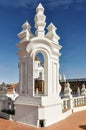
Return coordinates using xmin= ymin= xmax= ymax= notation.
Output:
xmin=44 ymin=56 xmax=48 ymax=96
xmin=19 ymin=62 xmax=23 ymax=95
xmin=22 ymin=62 xmax=25 ymax=94
xmin=52 ymin=62 xmax=57 ymax=94
xmin=57 ymin=61 xmax=61 ymax=95
xmin=25 ymin=59 xmax=28 ymax=95
xmin=27 ymin=56 xmax=34 ymax=97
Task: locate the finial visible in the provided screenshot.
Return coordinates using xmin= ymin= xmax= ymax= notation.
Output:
xmin=46 ymin=22 xmax=60 ymax=44
xmin=38 ymin=3 xmax=44 ymax=8
xmin=36 ymin=3 xmax=44 ymax=13
xmin=18 ymin=21 xmax=34 ymax=42
xmin=47 ymin=23 xmax=57 ymax=30
xmin=22 ymin=20 xmax=31 ymax=30
xmin=34 ymin=3 xmax=46 ymax=37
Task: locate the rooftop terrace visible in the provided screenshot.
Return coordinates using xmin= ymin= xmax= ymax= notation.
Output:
xmin=0 ymin=110 xmax=86 ymax=130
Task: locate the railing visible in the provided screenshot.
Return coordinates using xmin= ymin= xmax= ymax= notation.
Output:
xmin=62 ymin=98 xmax=70 ymax=110
xmin=73 ymin=96 xmax=86 ymax=107
xmin=62 ymin=95 xmax=86 ymax=113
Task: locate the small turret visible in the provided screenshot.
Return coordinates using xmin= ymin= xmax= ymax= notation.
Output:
xmin=46 ymin=23 xmax=60 ymax=44
xmin=18 ymin=21 xmax=34 ymax=43
xmin=34 ymin=3 xmax=46 ymax=37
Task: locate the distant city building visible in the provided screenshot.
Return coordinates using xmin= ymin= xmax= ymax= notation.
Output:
xmin=6 ymin=83 xmax=19 ymax=101
xmin=60 ymin=77 xmax=86 ymax=93
xmin=0 ymin=83 xmax=19 ymax=114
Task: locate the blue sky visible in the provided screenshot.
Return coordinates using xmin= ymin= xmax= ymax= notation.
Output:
xmin=0 ymin=0 xmax=86 ymax=83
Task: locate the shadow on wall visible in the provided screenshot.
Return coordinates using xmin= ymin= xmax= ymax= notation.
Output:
xmin=79 ymin=125 xmax=86 ymax=130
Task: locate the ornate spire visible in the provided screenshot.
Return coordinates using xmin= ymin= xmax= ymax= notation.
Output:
xmin=18 ymin=21 xmax=34 ymax=43
xmin=36 ymin=3 xmax=44 ymax=13
xmin=34 ymin=3 xmax=46 ymax=37
xmin=46 ymin=23 xmax=60 ymax=44
xmin=77 ymin=87 xmax=80 ymax=96
xmin=81 ymin=84 xmax=86 ymax=96
xmin=22 ymin=20 xmax=30 ymax=30
xmin=64 ymin=82 xmax=72 ymax=98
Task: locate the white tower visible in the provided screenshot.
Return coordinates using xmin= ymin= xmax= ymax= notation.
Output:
xmin=15 ymin=3 xmax=62 ymax=127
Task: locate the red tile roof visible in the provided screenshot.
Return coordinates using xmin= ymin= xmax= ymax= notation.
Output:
xmin=35 ymin=56 xmax=39 ymax=61
xmin=7 ymin=83 xmax=19 ymax=93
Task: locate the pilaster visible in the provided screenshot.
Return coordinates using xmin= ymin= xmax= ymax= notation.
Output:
xmin=27 ymin=56 xmax=34 ymax=97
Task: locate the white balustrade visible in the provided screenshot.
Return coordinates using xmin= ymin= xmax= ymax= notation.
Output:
xmin=62 ymin=98 xmax=70 ymax=110
xmin=73 ymin=96 xmax=86 ymax=107
xmin=62 ymin=82 xmax=86 ymax=113
xmin=62 ymin=95 xmax=86 ymax=112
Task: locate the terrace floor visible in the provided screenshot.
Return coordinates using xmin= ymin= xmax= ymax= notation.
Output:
xmin=0 ymin=110 xmax=86 ymax=130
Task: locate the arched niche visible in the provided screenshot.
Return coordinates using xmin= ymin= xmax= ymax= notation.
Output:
xmin=33 ymin=49 xmax=48 ymax=96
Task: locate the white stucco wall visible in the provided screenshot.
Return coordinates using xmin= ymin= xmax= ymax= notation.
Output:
xmin=44 ymin=104 xmax=62 ymax=126
xmin=38 ymin=104 xmax=62 ymax=127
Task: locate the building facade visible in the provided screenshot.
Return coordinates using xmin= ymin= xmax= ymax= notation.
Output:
xmin=60 ymin=78 xmax=86 ymax=93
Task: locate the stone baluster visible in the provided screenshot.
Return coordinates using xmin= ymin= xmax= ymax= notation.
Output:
xmin=82 ymin=97 xmax=85 ymax=104
xmin=77 ymin=98 xmax=80 ymax=106
xmin=74 ymin=99 xmax=77 ymax=107
xmin=64 ymin=100 xmax=68 ymax=109
xmin=80 ymin=97 xmax=82 ymax=105
xmin=84 ymin=96 xmax=86 ymax=104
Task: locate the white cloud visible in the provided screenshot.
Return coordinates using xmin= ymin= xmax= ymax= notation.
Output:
xmin=0 ymin=0 xmax=85 ymax=9
xmin=0 ymin=0 xmax=39 ymax=8
xmin=43 ymin=0 xmax=85 ymax=9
